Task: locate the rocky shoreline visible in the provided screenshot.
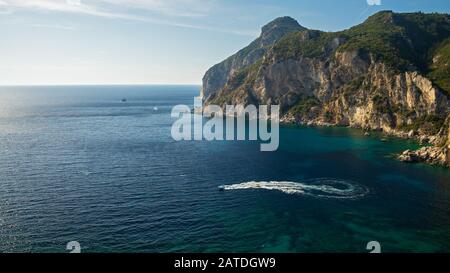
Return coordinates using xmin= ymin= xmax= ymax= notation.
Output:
xmin=398 ymin=147 xmax=449 ymax=166
xmin=195 ymin=109 xmax=450 ymax=167
xmin=281 ymin=114 xmax=450 ymax=168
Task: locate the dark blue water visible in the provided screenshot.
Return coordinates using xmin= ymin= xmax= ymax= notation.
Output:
xmin=0 ymin=85 xmax=449 ymax=253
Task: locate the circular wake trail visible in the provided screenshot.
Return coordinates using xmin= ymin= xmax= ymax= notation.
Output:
xmin=220 ymin=179 xmax=369 ymax=199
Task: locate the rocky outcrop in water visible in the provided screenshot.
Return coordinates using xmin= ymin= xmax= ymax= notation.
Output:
xmin=399 ymin=147 xmax=448 ymax=165
xmin=398 ymin=116 xmax=450 ymax=166
xmin=201 ymin=11 xmax=450 ymax=167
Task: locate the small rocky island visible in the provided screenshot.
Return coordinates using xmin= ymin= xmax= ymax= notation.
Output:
xmin=199 ymin=11 xmax=450 ymax=167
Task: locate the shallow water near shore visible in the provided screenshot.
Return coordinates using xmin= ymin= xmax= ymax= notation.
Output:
xmin=0 ymin=85 xmax=449 ymax=253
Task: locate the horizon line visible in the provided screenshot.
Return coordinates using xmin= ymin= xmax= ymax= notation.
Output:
xmin=0 ymin=83 xmax=202 ymax=87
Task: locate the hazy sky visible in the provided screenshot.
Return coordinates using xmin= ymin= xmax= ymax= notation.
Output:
xmin=0 ymin=0 xmax=449 ymax=85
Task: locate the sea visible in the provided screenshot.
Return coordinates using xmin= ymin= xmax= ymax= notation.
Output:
xmin=0 ymin=85 xmax=449 ymax=253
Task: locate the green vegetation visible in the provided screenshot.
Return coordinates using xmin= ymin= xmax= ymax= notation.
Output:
xmin=428 ymin=38 xmax=450 ymax=95
xmin=273 ymin=30 xmax=339 ymax=60
xmin=398 ymin=114 xmax=446 ymax=135
xmin=339 ymin=12 xmax=410 ymax=71
xmin=289 ymin=96 xmax=320 ymax=116
xmin=272 ymin=11 xmax=450 ymax=76
xmin=340 ymin=12 xmax=450 ymax=72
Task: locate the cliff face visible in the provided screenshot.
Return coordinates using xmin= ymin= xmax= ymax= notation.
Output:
xmin=201 ymin=11 xmax=450 ymax=166
xmin=200 ymin=16 xmax=305 ymax=100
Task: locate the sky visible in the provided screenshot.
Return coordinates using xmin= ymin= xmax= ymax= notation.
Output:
xmin=0 ymin=0 xmax=449 ymax=85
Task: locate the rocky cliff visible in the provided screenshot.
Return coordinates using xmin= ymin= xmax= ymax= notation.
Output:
xmin=200 ymin=16 xmax=305 ymax=101
xmin=201 ymin=11 xmax=450 ymax=167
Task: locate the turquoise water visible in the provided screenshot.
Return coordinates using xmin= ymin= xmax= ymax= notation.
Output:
xmin=0 ymin=85 xmax=449 ymax=253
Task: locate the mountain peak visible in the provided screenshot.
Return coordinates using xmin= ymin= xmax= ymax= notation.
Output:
xmin=262 ymin=16 xmax=303 ymax=32
xmin=260 ymin=16 xmax=306 ymax=45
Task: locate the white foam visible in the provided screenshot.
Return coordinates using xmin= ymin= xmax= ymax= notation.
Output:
xmin=220 ymin=178 xmax=368 ymax=199
xmin=80 ymin=170 xmax=92 ymax=176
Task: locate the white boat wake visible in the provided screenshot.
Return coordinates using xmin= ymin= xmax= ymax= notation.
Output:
xmin=219 ymin=178 xmax=369 ymax=199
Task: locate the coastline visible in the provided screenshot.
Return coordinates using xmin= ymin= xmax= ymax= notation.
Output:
xmin=280 ymin=114 xmax=450 ymax=168
xmin=196 ymin=105 xmax=449 ymax=168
